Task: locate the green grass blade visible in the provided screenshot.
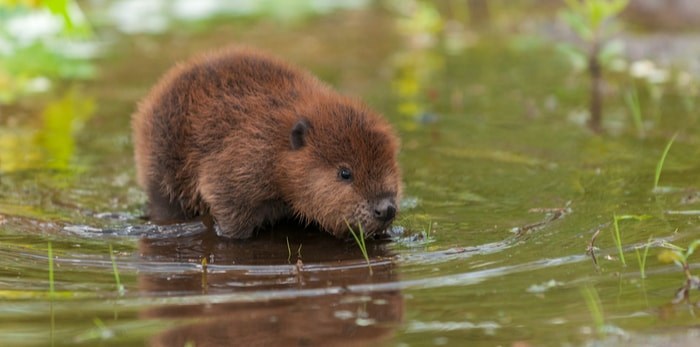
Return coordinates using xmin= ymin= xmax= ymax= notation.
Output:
xmin=200 ymin=256 xmax=208 ymax=291
xmin=344 ymin=220 xmax=372 ymax=274
xmin=635 ymin=236 xmax=652 ymax=279
xmin=611 ymin=214 xmax=626 ymax=266
xmin=635 ymin=248 xmax=643 ymax=278
xmin=624 ymin=85 xmax=643 ymax=136
xmin=48 ymin=242 xmax=55 ymax=297
xmin=653 ymin=133 xmax=678 ymax=191
xmin=358 ymin=224 xmax=367 ymax=257
xmin=346 ymin=223 xmax=363 ymax=251
xmin=581 ymin=285 xmax=605 ymax=338
xmin=108 ymin=244 xmax=124 ymax=296
xmin=685 ymin=239 xmax=700 ymax=258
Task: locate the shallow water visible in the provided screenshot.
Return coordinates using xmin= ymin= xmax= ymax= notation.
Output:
xmin=2 ymin=3 xmax=700 ymax=347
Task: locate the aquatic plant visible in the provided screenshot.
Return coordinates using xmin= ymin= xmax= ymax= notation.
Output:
xmin=345 ymin=220 xmax=372 ymax=275
xmin=48 ymin=241 xmax=55 ymax=297
xmin=559 ymin=0 xmax=629 ymax=133
xmin=580 ymin=285 xmax=605 ymax=338
xmin=653 ymin=133 xmax=677 ymax=192
xmin=108 ymin=244 xmax=124 ymax=296
xmin=611 ymin=214 xmax=625 ymax=266
xmin=48 ymin=241 xmax=56 ymax=346
xmin=658 ymin=240 xmax=700 ymax=303
xmin=634 ymin=236 xmax=653 ymax=279
xmin=623 ymin=84 xmax=644 ymax=136
xmin=285 ymin=237 xmax=304 ymax=263
xmin=201 ymin=256 xmax=208 ymax=291
xmin=629 ymin=60 xmax=669 ymax=124
xmin=611 ymin=214 xmax=651 ymax=267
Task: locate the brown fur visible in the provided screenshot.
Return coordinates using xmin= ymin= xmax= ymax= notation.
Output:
xmin=132 ymin=47 xmax=401 ymax=239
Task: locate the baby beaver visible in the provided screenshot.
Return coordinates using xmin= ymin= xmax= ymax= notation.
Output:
xmin=132 ymin=47 xmax=402 ymax=239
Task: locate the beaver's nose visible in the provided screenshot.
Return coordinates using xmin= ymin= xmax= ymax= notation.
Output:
xmin=373 ymin=198 xmax=397 ymax=222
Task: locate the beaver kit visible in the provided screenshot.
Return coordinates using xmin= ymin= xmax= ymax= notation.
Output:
xmin=132 ymin=48 xmax=402 ymax=239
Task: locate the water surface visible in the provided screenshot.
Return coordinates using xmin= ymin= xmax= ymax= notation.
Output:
xmin=1 ymin=3 xmax=700 ymax=346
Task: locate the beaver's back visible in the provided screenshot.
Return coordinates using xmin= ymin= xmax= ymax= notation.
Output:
xmin=131 ymin=48 xmax=323 ymax=218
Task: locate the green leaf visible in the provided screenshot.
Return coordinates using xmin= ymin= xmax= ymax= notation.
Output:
xmin=658 ymin=249 xmax=684 ymax=265
xmin=597 ymin=39 xmax=624 ymax=66
xmin=686 ymin=239 xmax=700 ymax=258
xmin=589 ymin=1 xmax=605 ymax=28
xmin=560 ymin=9 xmax=593 ymax=41
xmin=44 ymin=0 xmax=73 ymax=29
xmin=653 ymin=133 xmax=677 ymax=191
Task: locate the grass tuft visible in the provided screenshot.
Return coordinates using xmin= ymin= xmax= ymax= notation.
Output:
xmin=345 ymin=220 xmax=372 ymax=275
xmin=653 ymin=133 xmax=677 ymax=192
xmin=635 ymin=236 xmax=653 ymax=279
xmin=611 ymin=214 xmax=625 ymax=266
xmin=611 ymin=214 xmax=651 ymax=267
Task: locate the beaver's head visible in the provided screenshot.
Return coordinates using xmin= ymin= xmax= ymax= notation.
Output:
xmin=278 ymin=101 xmax=402 ymax=238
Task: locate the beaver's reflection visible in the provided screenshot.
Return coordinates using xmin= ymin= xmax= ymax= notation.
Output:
xmin=138 ymin=223 xmax=403 ymax=347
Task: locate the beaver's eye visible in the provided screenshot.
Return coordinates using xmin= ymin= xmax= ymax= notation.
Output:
xmin=338 ymin=168 xmax=352 ymax=181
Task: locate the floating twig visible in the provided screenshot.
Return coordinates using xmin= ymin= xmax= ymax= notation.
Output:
xmin=512 ymin=202 xmax=572 ymax=236
xmin=587 ymin=227 xmax=603 ymax=266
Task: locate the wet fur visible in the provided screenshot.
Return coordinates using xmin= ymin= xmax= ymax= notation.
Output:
xmin=132 ymin=47 xmax=401 ymax=239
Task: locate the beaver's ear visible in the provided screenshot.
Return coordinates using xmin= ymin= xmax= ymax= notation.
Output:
xmin=290 ymin=118 xmax=311 ymax=150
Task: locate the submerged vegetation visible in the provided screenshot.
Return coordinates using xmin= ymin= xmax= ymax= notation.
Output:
xmin=610 ymin=214 xmax=650 ymax=267
xmin=634 ymin=235 xmax=652 ymax=279
xmin=581 ymin=285 xmax=605 ymax=338
xmin=47 ymin=241 xmax=55 ymax=298
xmin=108 ymin=244 xmax=124 ymax=296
